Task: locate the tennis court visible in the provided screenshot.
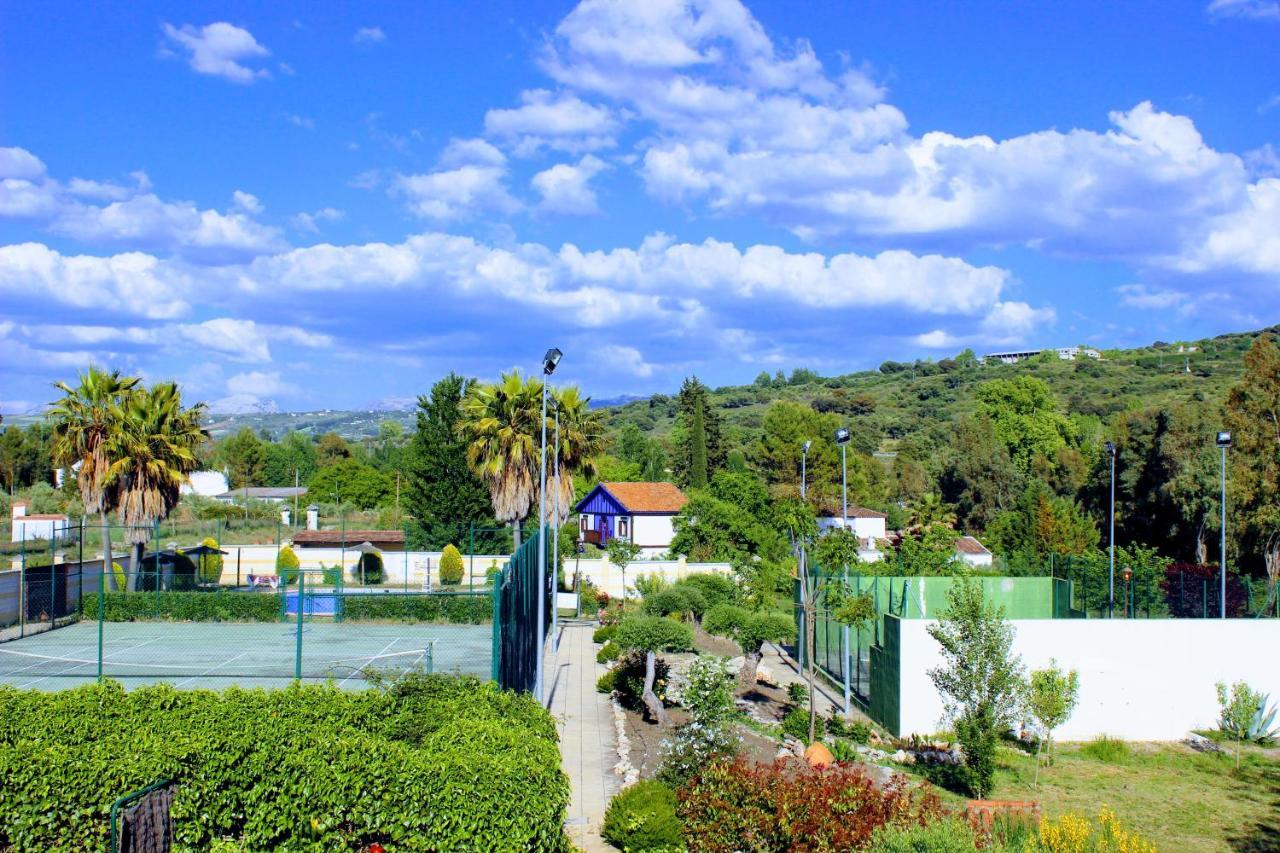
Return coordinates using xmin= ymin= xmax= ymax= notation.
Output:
xmin=0 ymin=620 xmax=492 ymax=691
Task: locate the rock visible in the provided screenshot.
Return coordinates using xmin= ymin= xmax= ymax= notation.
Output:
xmin=804 ymin=742 xmax=835 ymax=767
xmin=725 ymin=656 xmax=746 ymax=674
xmin=889 ymin=749 xmax=915 ymax=764
xmin=776 ymin=747 xmax=794 ymax=761
xmin=754 ymin=664 xmax=778 ymax=687
xmin=791 ymin=740 xmax=807 ymax=758
xmin=1185 ymin=732 xmax=1222 ymax=753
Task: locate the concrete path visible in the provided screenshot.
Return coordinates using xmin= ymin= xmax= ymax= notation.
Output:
xmin=548 ymin=621 xmax=617 ymax=853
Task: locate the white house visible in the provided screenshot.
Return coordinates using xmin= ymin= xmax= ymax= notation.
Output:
xmin=817 ymin=508 xmax=889 ymax=563
xmin=954 ymin=535 xmax=994 ymax=567
xmin=214 ymin=486 xmax=308 ymax=505
xmin=575 ymin=482 xmax=689 ymax=559
xmin=10 ymin=501 xmax=70 ymax=543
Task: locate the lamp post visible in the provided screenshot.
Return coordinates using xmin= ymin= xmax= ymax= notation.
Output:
xmin=801 ymin=440 xmax=812 ymax=501
xmin=1105 ymin=441 xmax=1116 ymax=619
xmin=552 ymin=403 xmax=561 ymax=653
xmin=798 ymin=440 xmax=811 ymax=673
xmin=536 ymin=347 xmax=561 ymax=704
xmin=834 ymin=426 xmax=851 ymax=714
xmin=1217 ymin=430 xmax=1231 ymax=620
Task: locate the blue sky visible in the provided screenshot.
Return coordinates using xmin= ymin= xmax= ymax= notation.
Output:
xmin=1 ymin=0 xmax=1278 ymax=413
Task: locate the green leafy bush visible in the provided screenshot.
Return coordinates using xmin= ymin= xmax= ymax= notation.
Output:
xmin=1080 ymin=734 xmax=1130 ymax=764
xmin=786 ymin=682 xmax=809 ymax=704
xmin=610 ymin=651 xmax=671 ymax=709
xmin=597 ymin=668 xmax=620 ymax=694
xmin=597 ymin=640 xmax=622 ymax=664
xmin=593 ymin=623 xmax=619 ymax=644
xmin=276 ymin=545 xmax=301 ymax=585
xmin=677 ymin=573 xmax=737 ymax=610
xmin=641 ymin=585 xmax=707 ymax=620
xmin=85 ymin=591 xmax=281 ymax=623
xmin=440 ymin=544 xmax=465 ymax=586
xmin=0 ymin=674 xmax=569 ymax=851
xmin=196 ymin=537 xmax=223 ymax=583
xmin=341 ymin=593 xmax=492 ymax=624
xmin=602 ymin=780 xmax=682 ymax=853
xmin=868 ymin=816 xmax=981 ymax=852
xmin=781 ymin=705 xmax=825 ymax=742
xmin=848 ymin=720 xmax=872 ymax=744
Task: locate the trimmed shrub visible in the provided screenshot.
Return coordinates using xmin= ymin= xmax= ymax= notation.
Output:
xmin=593 ymin=623 xmax=619 ymax=644
xmin=84 ymin=591 xmax=281 ymax=623
xmin=678 ymin=758 xmax=944 ymax=852
xmin=787 ymin=682 xmax=809 ymax=704
xmin=341 ymin=593 xmax=492 ymax=624
xmin=196 ymin=537 xmax=223 ymax=583
xmin=641 ymin=586 xmax=707 ymax=620
xmin=677 ymin=573 xmax=736 ymax=611
xmin=602 ymin=780 xmax=682 ymax=852
xmin=596 ymin=640 xmax=621 ymax=664
xmin=440 ymin=544 xmax=465 ymax=586
xmin=0 ymin=674 xmax=570 ymax=851
xmin=597 ymin=668 xmax=620 ymax=694
xmin=276 ymin=545 xmax=301 ymax=585
xmin=781 ymin=705 xmax=825 ymax=743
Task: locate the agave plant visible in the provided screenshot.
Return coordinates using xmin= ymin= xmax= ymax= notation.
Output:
xmin=1248 ymin=693 xmax=1279 ymax=744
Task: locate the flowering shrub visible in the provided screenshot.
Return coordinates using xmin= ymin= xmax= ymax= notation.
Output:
xmin=1030 ymin=807 xmax=1155 ymax=853
xmin=678 ymin=758 xmax=943 ymax=852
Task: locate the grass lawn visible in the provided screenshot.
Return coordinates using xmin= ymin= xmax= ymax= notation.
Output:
xmin=916 ymin=739 xmax=1280 ymax=851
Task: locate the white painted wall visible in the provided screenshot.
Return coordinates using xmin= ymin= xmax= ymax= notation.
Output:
xmin=212 ymin=545 xmax=509 ymax=588
xmin=896 ymin=618 xmax=1280 ymax=741
xmin=571 ymin=557 xmax=733 ymax=600
xmin=632 ymin=515 xmax=675 ymax=557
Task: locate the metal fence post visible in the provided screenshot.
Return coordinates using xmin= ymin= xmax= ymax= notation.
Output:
xmin=19 ymin=538 xmax=25 ymax=638
xmin=295 ymin=570 xmax=304 ymax=681
xmin=491 ymin=567 xmax=503 ymax=683
xmin=470 ymin=523 xmax=475 ymax=594
xmin=97 ymin=561 xmax=106 ymax=681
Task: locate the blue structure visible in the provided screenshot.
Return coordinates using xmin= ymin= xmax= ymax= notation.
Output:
xmin=574 ymin=481 xmax=688 ymax=556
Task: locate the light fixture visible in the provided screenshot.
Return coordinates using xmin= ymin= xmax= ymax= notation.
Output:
xmin=542 ymin=347 xmax=563 ymax=375
xmin=802 ymin=440 xmax=812 ymax=454
xmin=1104 ymin=441 xmax=1115 ymax=455
xmin=1216 ymin=431 xmax=1232 ymax=448
xmin=834 ymin=427 xmax=851 ymax=446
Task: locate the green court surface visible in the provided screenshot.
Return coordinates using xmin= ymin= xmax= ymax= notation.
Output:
xmin=0 ymin=621 xmax=492 ymax=691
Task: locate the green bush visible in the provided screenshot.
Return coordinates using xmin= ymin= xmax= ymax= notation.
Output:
xmin=677 ymin=573 xmax=736 ymax=610
xmin=84 ymin=591 xmax=281 ymax=623
xmin=319 ymin=564 xmax=341 ymax=586
xmin=196 ymin=537 xmax=223 ymax=583
xmin=597 ymin=668 xmax=620 ymax=694
xmin=868 ymin=816 xmax=981 ymax=852
xmin=593 ymin=623 xmax=619 ymax=644
xmin=341 ymin=593 xmax=492 ymax=624
xmin=440 ymin=544 xmax=465 ymax=586
xmin=602 ymin=780 xmax=682 ymax=853
xmin=0 ymin=674 xmax=570 ymax=851
xmin=848 ymin=720 xmax=872 ymax=744
xmin=276 ymin=545 xmax=301 ymax=585
xmin=787 ymin=682 xmax=809 ymax=705
xmin=597 ymin=640 xmax=621 ymax=664
xmin=641 ymin=586 xmax=706 ymax=620
xmin=354 ymin=551 xmax=383 ymax=585
xmin=781 ymin=705 xmax=825 ymax=743
xmin=1080 ymin=734 xmax=1130 ymax=764
xmin=608 ymin=652 xmax=671 ymax=709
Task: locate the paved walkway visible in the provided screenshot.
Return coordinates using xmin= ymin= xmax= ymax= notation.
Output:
xmin=548 ymin=621 xmax=617 ymax=853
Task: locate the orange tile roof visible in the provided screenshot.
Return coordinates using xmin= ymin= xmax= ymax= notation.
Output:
xmin=955 ymin=535 xmax=991 ymax=555
xmin=847 ymin=507 xmax=887 ymax=519
xmin=601 ymin=482 xmax=689 ymax=514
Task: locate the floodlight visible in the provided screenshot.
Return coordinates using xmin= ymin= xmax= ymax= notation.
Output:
xmin=1104 ymin=441 xmax=1115 ymax=455
xmin=802 ymin=440 xmax=812 ymax=454
xmin=1216 ymin=431 xmax=1232 ymax=448
xmin=834 ymin=427 xmax=851 ymax=446
xmin=542 ymin=347 xmax=563 ymax=375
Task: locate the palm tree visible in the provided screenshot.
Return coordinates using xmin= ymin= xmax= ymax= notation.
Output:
xmin=49 ymin=367 xmax=140 ymax=591
xmin=545 ymin=385 xmax=605 ymax=526
xmin=459 ymin=371 xmax=543 ymax=548
xmin=102 ymin=381 xmax=208 ymax=589
xmin=908 ymin=492 xmax=957 ymax=534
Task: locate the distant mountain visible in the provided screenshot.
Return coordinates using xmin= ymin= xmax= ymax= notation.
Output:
xmin=590 ymin=394 xmax=646 ymax=409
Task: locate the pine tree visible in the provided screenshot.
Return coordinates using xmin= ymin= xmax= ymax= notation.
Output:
xmin=674 ymin=376 xmax=723 ymax=486
xmin=689 ymin=400 xmax=708 ymax=489
xmin=404 ymin=374 xmax=495 ymax=550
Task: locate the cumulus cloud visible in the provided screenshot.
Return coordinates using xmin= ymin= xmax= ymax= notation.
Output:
xmin=484 ymin=90 xmax=619 ymax=154
xmin=160 ymin=22 xmax=272 ymax=84
xmin=911 ymin=301 xmax=1057 ymax=350
xmin=291 ymin=207 xmax=344 ymax=233
xmin=532 ymin=155 xmax=609 ymax=214
xmin=212 ymin=371 xmax=294 ymax=413
xmin=597 ymin=344 xmax=656 ymax=377
xmin=393 ymin=138 xmax=520 ymax=220
xmin=0 ymin=243 xmax=191 ymax=319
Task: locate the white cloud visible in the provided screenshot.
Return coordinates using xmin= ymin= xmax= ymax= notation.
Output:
xmin=484 ymin=90 xmax=619 ymax=154
xmin=232 ymin=190 xmax=264 ymax=214
xmin=0 ymin=147 xmax=47 ymax=180
xmin=14 ymin=318 xmax=332 ymax=364
xmin=393 ymin=138 xmax=519 ymax=220
xmin=1208 ymin=0 xmax=1280 ymax=19
xmin=1117 ymin=284 xmax=1190 ymax=310
xmin=160 ymin=22 xmax=271 ymax=84
xmin=597 ymin=344 xmax=656 ymax=377
xmin=212 ymin=371 xmax=293 ymax=413
xmin=912 ymin=301 xmax=1056 ymax=350
xmin=532 ymin=155 xmax=608 ymax=215
xmin=291 ymin=207 xmax=344 ymax=233
xmin=354 ymin=26 xmax=387 ymax=44
xmin=0 ymin=243 xmax=190 ymax=319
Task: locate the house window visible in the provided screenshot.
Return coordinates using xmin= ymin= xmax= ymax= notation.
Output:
xmin=579 ymin=515 xmax=589 ymax=532
xmin=618 ymin=517 xmax=629 ymax=539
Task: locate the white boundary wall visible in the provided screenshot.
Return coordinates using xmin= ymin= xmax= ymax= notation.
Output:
xmin=897 ymin=619 xmax=1280 ymax=741
xmin=571 ymin=557 xmax=733 ymax=599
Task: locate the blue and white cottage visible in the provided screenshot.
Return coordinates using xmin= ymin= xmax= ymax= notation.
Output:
xmin=574 ymin=482 xmax=689 ymax=559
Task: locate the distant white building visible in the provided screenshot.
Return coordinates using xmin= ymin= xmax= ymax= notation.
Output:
xmin=982 ymin=347 xmax=1101 ymax=365
xmin=575 ymin=482 xmax=689 ymax=559
xmin=181 ymin=471 xmax=230 ymax=498
xmin=817 ymin=508 xmax=889 ymax=563
xmin=10 ymin=501 xmax=70 ymax=543
xmin=954 ymin=535 xmax=994 ymax=568
xmin=215 ymin=486 xmax=308 ymax=504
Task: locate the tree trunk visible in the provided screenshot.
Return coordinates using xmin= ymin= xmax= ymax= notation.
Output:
xmin=128 ymin=541 xmax=145 ymax=592
xmin=1195 ymin=518 xmax=1207 ymax=566
xmin=101 ymin=513 xmax=116 ymax=593
xmin=512 ymin=519 xmax=522 ymax=550
xmin=642 ymin=650 xmax=665 ymax=725
xmin=740 ymin=647 xmax=762 ymax=691
xmin=803 ymin=599 xmax=818 ymax=743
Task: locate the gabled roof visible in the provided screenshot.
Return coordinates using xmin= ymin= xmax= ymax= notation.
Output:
xmin=847 ymin=507 xmax=887 ymax=519
xmin=576 ymin=482 xmax=689 ymax=514
xmin=216 ymin=486 xmax=309 ymax=500
xmin=955 ymin=535 xmax=991 ymax=555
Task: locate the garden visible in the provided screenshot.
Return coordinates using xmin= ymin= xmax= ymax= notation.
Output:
xmin=0 ymin=673 xmax=570 ymax=851
xmin=590 ymin=566 xmax=1280 ymax=852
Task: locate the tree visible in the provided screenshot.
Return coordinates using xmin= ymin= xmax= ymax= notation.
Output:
xmin=813 ymin=526 xmax=860 ymax=574
xmin=673 ymin=377 xmax=724 ymax=486
xmin=927 ymin=575 xmax=1026 ymax=797
xmin=1216 ymin=680 xmax=1264 ymax=770
xmin=404 ymin=374 xmax=495 ymax=549
xmin=458 ymin=372 xmax=543 ymax=547
xmin=102 ymin=381 xmax=208 ymax=588
xmin=262 ymin=431 xmax=317 ymax=488
xmin=688 ymin=400 xmax=709 ymax=489
xmin=897 ymin=525 xmax=962 ymax=576
xmin=308 ymin=459 xmax=392 ymax=510
xmin=615 ymin=616 xmax=693 ymax=724
xmin=276 ymin=544 xmax=301 ymax=584
xmin=777 ymin=496 xmax=824 ymax=743
xmin=606 ymin=537 xmax=642 ymax=611
xmin=939 ymin=416 xmax=1024 ymax=533
xmin=703 ymin=604 xmax=795 ymax=691
xmin=315 ymin=431 xmax=352 ymax=466
xmin=1159 ymin=405 xmax=1223 ymax=563
xmin=1026 ymin=660 xmax=1079 ymax=786
xmin=544 ymin=385 xmax=605 ymax=527
xmin=197 ymin=536 xmax=223 ymax=584
xmin=757 ymin=401 xmax=841 ymax=508
xmin=1224 ymin=334 xmax=1280 ymax=596
xmin=439 ymin=543 xmax=464 ymax=585
xmin=906 ymin=492 xmax=957 ymax=534
xmin=49 ymin=367 xmax=141 ymax=592
xmin=218 ymin=427 xmax=266 ymax=488
xmin=617 ymin=422 xmax=667 ymax=481
xmin=975 ymin=377 xmax=1076 ymax=473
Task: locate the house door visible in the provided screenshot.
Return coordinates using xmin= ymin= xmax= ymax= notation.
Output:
xmin=599 ymin=516 xmax=611 ymax=545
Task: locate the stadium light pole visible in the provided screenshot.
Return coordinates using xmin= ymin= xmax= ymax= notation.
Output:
xmin=536 ymin=347 xmax=562 ymax=704
xmin=801 ymin=440 xmax=812 ymax=501
xmin=1105 ymin=441 xmax=1116 ymax=619
xmin=834 ymin=427 xmax=852 ymax=714
xmin=1217 ymin=431 xmax=1231 ymax=619
xmin=798 ymin=440 xmax=812 ymax=673
xmin=552 ymin=402 xmax=561 ymax=653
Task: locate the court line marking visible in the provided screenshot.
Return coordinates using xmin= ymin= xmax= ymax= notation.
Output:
xmin=16 ymin=636 xmax=161 ymax=689
xmin=338 ymin=638 xmax=401 ymax=688
xmin=174 ymin=650 xmax=252 ymax=688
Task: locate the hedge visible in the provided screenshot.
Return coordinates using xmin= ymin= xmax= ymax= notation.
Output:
xmin=0 ymin=674 xmax=570 ymax=851
xmin=83 ymin=591 xmax=281 ymax=623
xmin=341 ymin=593 xmax=492 ymax=624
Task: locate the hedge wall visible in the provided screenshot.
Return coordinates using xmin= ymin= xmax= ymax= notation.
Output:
xmin=84 ymin=591 xmax=281 ymax=623
xmin=342 ymin=593 xmax=492 ymax=624
xmin=0 ymin=674 xmax=569 ymax=851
